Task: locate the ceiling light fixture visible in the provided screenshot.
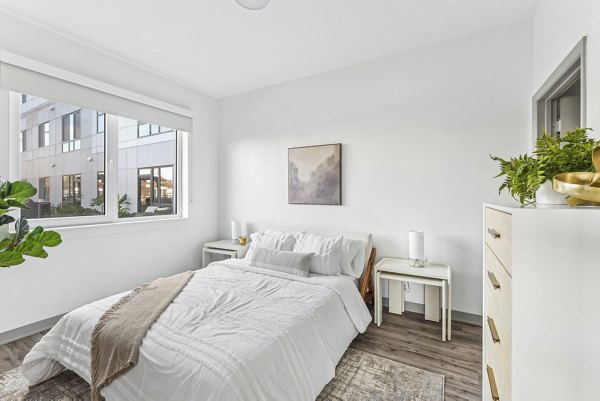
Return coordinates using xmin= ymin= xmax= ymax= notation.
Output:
xmin=235 ymin=0 xmax=270 ymax=10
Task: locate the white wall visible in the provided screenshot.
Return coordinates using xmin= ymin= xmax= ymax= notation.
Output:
xmin=218 ymin=22 xmax=532 ymax=316
xmin=0 ymin=11 xmax=219 ymax=333
xmin=533 ymin=2 xmax=600 ymax=397
xmin=533 ymin=0 xmax=600 ymax=136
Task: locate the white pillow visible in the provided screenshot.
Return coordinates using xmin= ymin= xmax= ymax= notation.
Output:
xmin=245 ymin=231 xmax=296 ymax=260
xmin=340 ymin=238 xmax=366 ymax=278
xmin=249 ymin=247 xmax=314 ymax=277
xmin=293 ymin=233 xmax=343 ymax=275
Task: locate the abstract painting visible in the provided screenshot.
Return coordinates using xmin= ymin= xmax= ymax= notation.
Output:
xmin=288 ymin=143 xmax=342 ymax=205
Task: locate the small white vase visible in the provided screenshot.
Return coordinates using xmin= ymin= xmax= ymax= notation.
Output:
xmin=536 ymin=181 xmax=567 ymax=205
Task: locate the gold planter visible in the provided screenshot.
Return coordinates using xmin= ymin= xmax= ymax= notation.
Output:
xmin=552 ymin=146 xmax=600 ymax=206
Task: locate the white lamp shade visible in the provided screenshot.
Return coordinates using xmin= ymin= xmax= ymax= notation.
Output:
xmin=408 ymin=230 xmax=424 ymax=260
xmin=235 ymin=0 xmax=270 ymax=10
xmin=231 ymin=220 xmax=241 ymax=240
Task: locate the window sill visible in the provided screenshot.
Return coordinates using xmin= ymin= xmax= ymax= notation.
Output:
xmin=12 ymin=215 xmax=188 ymax=234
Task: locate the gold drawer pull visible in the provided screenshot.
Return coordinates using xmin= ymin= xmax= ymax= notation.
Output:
xmin=487 ymin=365 xmax=500 ymax=401
xmin=487 ymin=271 xmax=501 ymax=290
xmin=487 ymin=316 xmax=500 ymax=343
xmin=487 ymin=228 xmax=501 ymax=239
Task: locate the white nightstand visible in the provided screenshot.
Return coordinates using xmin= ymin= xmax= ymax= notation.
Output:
xmin=202 ymin=240 xmax=250 ymax=268
xmin=374 ymin=258 xmax=452 ymax=341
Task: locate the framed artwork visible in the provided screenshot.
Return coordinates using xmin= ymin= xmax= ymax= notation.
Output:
xmin=288 ymin=143 xmax=342 ymax=205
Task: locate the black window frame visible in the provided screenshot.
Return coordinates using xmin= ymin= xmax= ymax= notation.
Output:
xmin=61 ymin=110 xmax=81 ymax=153
xmin=97 ymin=112 xmax=105 ymax=134
xmin=62 ymin=174 xmax=82 ymax=206
xmin=136 ymin=165 xmax=175 ymax=213
xmin=38 ymin=122 xmax=50 ymax=148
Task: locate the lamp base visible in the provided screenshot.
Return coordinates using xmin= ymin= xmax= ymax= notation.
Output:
xmin=409 ymin=258 xmax=427 ymax=267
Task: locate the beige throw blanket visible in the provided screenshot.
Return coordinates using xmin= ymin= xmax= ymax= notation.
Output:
xmin=90 ymin=270 xmax=194 ymax=401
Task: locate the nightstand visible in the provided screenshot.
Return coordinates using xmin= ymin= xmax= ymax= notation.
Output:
xmin=202 ymin=240 xmax=250 ymax=268
xmin=374 ymin=258 xmax=452 ymax=341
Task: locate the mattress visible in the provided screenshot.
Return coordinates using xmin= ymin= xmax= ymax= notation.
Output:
xmin=22 ymin=259 xmax=372 ymax=401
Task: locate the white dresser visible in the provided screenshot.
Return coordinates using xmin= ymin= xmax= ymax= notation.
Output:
xmin=483 ymin=203 xmax=600 ymax=401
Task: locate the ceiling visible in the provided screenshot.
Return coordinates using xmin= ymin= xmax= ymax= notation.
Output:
xmin=0 ymin=0 xmax=541 ymax=99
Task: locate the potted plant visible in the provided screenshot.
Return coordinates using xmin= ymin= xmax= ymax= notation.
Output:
xmin=491 ymin=128 xmax=599 ymax=205
xmin=0 ymin=180 xmax=62 ymax=267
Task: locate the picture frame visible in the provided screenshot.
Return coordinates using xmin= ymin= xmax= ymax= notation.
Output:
xmin=288 ymin=143 xmax=342 ymax=205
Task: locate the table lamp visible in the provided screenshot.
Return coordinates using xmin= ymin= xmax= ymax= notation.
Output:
xmin=408 ymin=230 xmax=427 ymax=267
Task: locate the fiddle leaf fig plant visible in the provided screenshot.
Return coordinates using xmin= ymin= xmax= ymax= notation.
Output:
xmin=490 ymin=128 xmax=599 ymax=205
xmin=0 ymin=180 xmax=62 ymax=267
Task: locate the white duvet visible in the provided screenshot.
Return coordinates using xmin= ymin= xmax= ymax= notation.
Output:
xmin=22 ymin=259 xmax=372 ymax=401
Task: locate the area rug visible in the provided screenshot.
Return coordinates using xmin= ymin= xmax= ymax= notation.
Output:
xmin=0 ymin=348 xmax=444 ymax=401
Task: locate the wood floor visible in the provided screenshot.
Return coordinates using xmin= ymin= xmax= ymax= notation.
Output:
xmin=351 ymin=308 xmax=482 ymax=400
xmin=0 ymin=309 xmax=482 ymax=400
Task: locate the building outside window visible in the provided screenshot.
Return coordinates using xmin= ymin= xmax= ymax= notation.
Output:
xmin=38 ymin=177 xmax=50 ymax=201
xmin=62 ymin=174 xmax=82 ymax=206
xmin=38 ymin=122 xmax=50 ymax=147
xmin=21 ymin=94 xmax=27 ymax=104
xmin=97 ymin=112 xmax=105 ymax=134
xmin=137 ymin=122 xmax=172 ymax=138
xmin=15 ymin=92 xmax=181 ymax=224
xmin=137 ymin=166 xmax=174 ymax=214
xmin=97 ymin=172 xmax=105 ymax=198
xmin=62 ymin=111 xmax=81 ymax=152
xmin=20 ymin=130 xmax=26 ymax=152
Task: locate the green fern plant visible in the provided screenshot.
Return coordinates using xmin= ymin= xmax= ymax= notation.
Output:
xmin=490 ymin=128 xmax=599 ymax=205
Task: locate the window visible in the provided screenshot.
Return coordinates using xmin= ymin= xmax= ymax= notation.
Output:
xmin=62 ymin=174 xmax=81 ymax=206
xmin=119 ymin=118 xmax=178 ymax=218
xmin=137 ymin=122 xmax=172 ymax=138
xmin=38 ymin=177 xmax=50 ymax=200
xmin=7 ymin=73 xmax=188 ymax=228
xmin=137 ymin=166 xmax=174 ymax=213
xmin=533 ymin=37 xmax=586 ymax=144
xmin=62 ymin=111 xmax=81 ymax=152
xmin=97 ymin=112 xmax=105 ymax=134
xmin=97 ymin=172 xmax=105 ymax=198
xmin=16 ymin=94 xmax=105 ymax=219
xmin=38 ymin=122 xmax=50 ymax=147
xmin=20 ymin=130 xmax=26 ymax=152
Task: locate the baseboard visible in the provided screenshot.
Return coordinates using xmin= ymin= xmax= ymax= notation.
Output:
xmin=0 ymin=314 xmax=63 ymax=346
xmin=382 ymin=298 xmax=482 ymax=327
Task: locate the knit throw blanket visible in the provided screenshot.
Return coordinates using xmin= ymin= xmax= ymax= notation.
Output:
xmin=90 ymin=271 xmax=194 ymax=401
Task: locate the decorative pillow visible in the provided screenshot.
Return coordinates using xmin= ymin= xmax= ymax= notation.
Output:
xmin=249 ymin=248 xmax=314 ymax=277
xmin=340 ymin=238 xmax=366 ymax=278
xmin=245 ymin=231 xmax=296 ymax=260
xmin=293 ymin=233 xmax=343 ymax=275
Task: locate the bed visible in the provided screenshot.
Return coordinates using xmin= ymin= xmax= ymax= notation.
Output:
xmin=21 ymin=230 xmax=373 ymax=401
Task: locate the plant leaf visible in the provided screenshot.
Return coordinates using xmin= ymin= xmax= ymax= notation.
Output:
xmin=0 ymin=238 xmax=11 ymax=251
xmin=14 ymin=240 xmax=48 ymax=258
xmin=13 ymin=218 xmax=30 ymax=244
xmin=7 ymin=181 xmax=36 ymax=200
xmin=33 ymin=231 xmax=62 ymax=247
xmin=0 ymin=251 xmax=25 ymax=267
xmin=7 ymin=199 xmax=29 ymax=209
xmin=0 ymin=215 xmax=15 ymax=226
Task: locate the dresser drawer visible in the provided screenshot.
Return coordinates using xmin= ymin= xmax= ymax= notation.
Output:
xmin=485 ymin=245 xmax=512 ymax=327
xmin=485 ymin=208 xmax=512 ymax=274
xmin=485 ymin=364 xmax=506 ymax=401
xmin=485 ymin=291 xmax=511 ymax=400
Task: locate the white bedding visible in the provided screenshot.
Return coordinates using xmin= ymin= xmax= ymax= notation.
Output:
xmin=22 ymin=259 xmax=372 ymax=401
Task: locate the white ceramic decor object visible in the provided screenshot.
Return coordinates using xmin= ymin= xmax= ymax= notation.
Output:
xmin=536 ymin=181 xmax=567 ymax=205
